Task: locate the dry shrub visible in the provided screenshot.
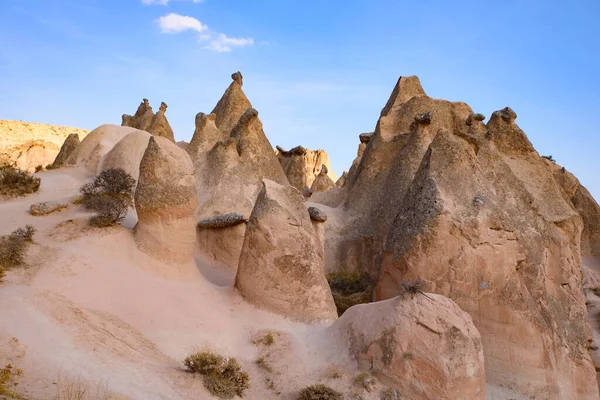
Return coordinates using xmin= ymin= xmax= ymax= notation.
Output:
xmin=0 ymin=225 xmax=36 ymax=276
xmin=35 ymin=165 xmax=44 ymax=172
xmin=297 ymin=384 xmax=342 ymax=400
xmin=0 ymin=364 xmax=23 ymax=399
xmin=56 ymin=373 xmax=122 ymax=400
xmin=255 ymin=357 xmax=272 ymax=373
xmin=399 ymin=280 xmax=428 ymax=299
xmin=327 ymin=270 xmax=373 ymax=315
xmin=354 ymin=372 xmax=375 ymax=392
xmin=0 ymin=165 xmax=41 ymax=198
xmin=80 ymin=168 xmax=135 ymax=227
xmin=184 ymin=351 xmax=250 ymax=399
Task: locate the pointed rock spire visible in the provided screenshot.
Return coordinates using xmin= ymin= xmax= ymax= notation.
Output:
xmin=211 ymin=72 xmax=252 ymax=136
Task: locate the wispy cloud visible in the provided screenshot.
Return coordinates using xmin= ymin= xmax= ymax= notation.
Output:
xmin=205 ymin=34 xmax=254 ymax=53
xmin=155 ymin=13 xmax=254 ymax=52
xmin=157 ymin=13 xmax=207 ymax=33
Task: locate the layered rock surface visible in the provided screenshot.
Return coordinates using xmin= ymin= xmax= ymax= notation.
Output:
xmin=51 ymin=133 xmax=81 ymax=169
xmin=276 ymin=146 xmax=338 ymax=192
xmin=122 ymin=99 xmax=175 ymax=142
xmin=0 ymin=120 xmax=89 ymax=171
xmin=324 ymin=76 xmax=599 ymax=399
xmin=134 ymin=136 xmax=197 ymax=263
xmin=329 ymin=293 xmax=486 ymax=399
xmin=235 ymin=179 xmax=337 ymax=321
xmin=211 ymin=71 xmax=252 ymax=136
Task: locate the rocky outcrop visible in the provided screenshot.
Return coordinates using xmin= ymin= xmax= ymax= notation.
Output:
xmin=276 ymin=146 xmax=338 ymax=192
xmin=197 ymin=212 xmax=247 ymax=229
xmin=99 ymin=130 xmax=151 ymax=183
xmin=30 ymin=201 xmax=68 ymax=216
xmin=65 ymin=125 xmax=140 ymax=173
xmin=122 ymin=100 xmax=175 ymax=142
xmin=134 ymin=136 xmax=197 ymax=263
xmin=0 ymin=120 xmax=89 ymax=172
xmin=335 ymin=171 xmax=347 ymax=188
xmin=310 ymin=165 xmax=336 ymax=193
xmin=327 ymin=76 xmax=599 ymax=399
xmin=188 ymin=113 xmax=226 ymax=161
xmin=211 ymin=72 xmax=252 ymax=136
xmin=329 ymin=294 xmax=485 ymax=399
xmin=235 ymin=179 xmax=337 ymax=321
xmin=51 ymin=134 xmax=80 ymax=169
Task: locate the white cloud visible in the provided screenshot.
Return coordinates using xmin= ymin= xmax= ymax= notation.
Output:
xmin=205 ymin=34 xmax=254 ymax=53
xmin=157 ymin=13 xmax=207 ymax=33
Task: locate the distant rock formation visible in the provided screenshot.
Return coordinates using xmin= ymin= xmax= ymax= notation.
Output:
xmin=122 ymin=99 xmax=175 ymax=142
xmin=235 ymin=179 xmax=337 ymax=321
xmin=0 ymin=120 xmax=89 ymax=172
xmin=310 ymin=165 xmax=336 ymax=193
xmin=211 ymin=72 xmax=252 ymax=136
xmin=329 ymin=294 xmax=485 ymax=399
xmin=51 ymin=133 xmax=80 ymax=169
xmin=324 ymin=75 xmax=599 ymax=399
xmin=276 ymin=146 xmax=338 ymax=192
xmin=65 ymin=125 xmax=140 ymax=173
xmin=134 ymin=136 xmax=197 ymax=263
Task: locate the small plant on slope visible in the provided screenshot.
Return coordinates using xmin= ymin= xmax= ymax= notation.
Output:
xmin=184 ymin=351 xmax=250 ymax=399
xmin=79 ymin=168 xmax=135 ymax=227
xmin=0 ymin=364 xmax=24 ymax=399
xmin=0 ymin=225 xmax=36 ymax=279
xmin=0 ymin=165 xmax=41 ymax=198
xmin=297 ymin=384 xmax=343 ymax=400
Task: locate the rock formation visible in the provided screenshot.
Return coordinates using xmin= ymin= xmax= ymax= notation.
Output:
xmin=187 ymin=112 xmax=226 ymax=161
xmin=65 ymin=125 xmax=140 ymax=173
xmin=324 ymin=75 xmax=599 ymax=399
xmin=329 ymin=293 xmax=485 ymax=399
xmin=51 ymin=133 xmax=80 ymax=169
xmin=310 ymin=165 xmax=336 ymax=193
xmin=335 ymin=171 xmax=347 ymax=188
xmin=99 ymin=130 xmax=152 ymax=183
xmin=134 ymin=136 xmax=197 ymax=263
xmin=276 ymin=146 xmax=338 ymax=192
xmin=211 ymin=72 xmax=252 ymax=136
xmin=0 ymin=120 xmax=89 ymax=172
xmin=235 ymin=179 xmax=337 ymax=321
xmin=122 ymin=100 xmax=175 ymax=142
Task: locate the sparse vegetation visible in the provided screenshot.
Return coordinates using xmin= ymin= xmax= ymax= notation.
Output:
xmin=0 ymin=165 xmax=41 ymax=198
xmin=326 ymin=270 xmax=373 ymax=315
xmin=252 ymin=332 xmax=275 ymax=346
xmin=542 ymin=155 xmax=556 ymax=163
xmin=34 ymin=165 xmax=43 ymax=172
xmin=354 ymin=373 xmax=375 ymax=392
xmin=255 ymin=356 xmax=272 ymax=373
xmin=184 ymin=351 xmax=250 ymax=399
xmin=45 ymin=164 xmax=54 ymax=170
xmin=0 ymin=225 xmax=36 ymax=280
xmin=79 ymin=168 xmax=135 ymax=227
xmin=297 ymin=384 xmax=343 ymax=400
xmin=399 ymin=280 xmax=429 ymax=299
xmin=402 ymin=352 xmax=414 ymax=360
xmin=380 ymin=387 xmax=401 ymax=400
xmin=56 ymin=373 xmax=122 ymax=400
xmin=0 ymin=364 xmax=24 ymax=399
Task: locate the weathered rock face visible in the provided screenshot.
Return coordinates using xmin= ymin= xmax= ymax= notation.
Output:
xmin=99 ymin=130 xmax=151 ymax=183
xmin=30 ymin=201 xmax=68 ymax=216
xmin=211 ymin=72 xmax=252 ymax=136
xmin=235 ymin=179 xmax=337 ymax=321
xmin=122 ymin=100 xmax=175 ymax=142
xmin=329 ymin=294 xmax=485 ymax=399
xmin=134 ymin=136 xmax=197 ymax=263
xmin=51 ymin=134 xmax=80 ymax=169
xmin=188 ymin=113 xmax=226 ymax=161
xmin=335 ymin=171 xmax=347 ymax=188
xmin=329 ymin=76 xmax=599 ymax=399
xmin=310 ymin=165 xmax=336 ymax=193
xmin=65 ymin=125 xmax=139 ymax=173
xmin=0 ymin=120 xmax=89 ymax=172
xmin=276 ymin=146 xmax=338 ymax=192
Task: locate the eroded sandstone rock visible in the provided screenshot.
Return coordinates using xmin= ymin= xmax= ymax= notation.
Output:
xmin=310 ymin=165 xmax=336 ymax=193
xmin=211 ymin=71 xmax=252 ymax=136
xmin=277 ymin=146 xmax=337 ymax=192
xmin=30 ymin=201 xmax=68 ymax=216
xmin=235 ymin=179 xmax=337 ymax=321
xmin=122 ymin=99 xmax=175 ymax=142
xmin=51 ymin=133 xmax=80 ymax=169
xmin=99 ymin=130 xmax=151 ymax=183
xmin=134 ymin=136 xmax=197 ymax=263
xmin=329 ymin=294 xmax=485 ymax=399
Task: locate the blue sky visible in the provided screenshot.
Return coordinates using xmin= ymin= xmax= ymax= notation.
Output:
xmin=1 ymin=0 xmax=599 ymax=199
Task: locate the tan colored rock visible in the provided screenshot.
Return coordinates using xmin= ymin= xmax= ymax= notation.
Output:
xmin=122 ymin=100 xmax=175 ymax=142
xmin=51 ymin=133 xmax=80 ymax=169
xmin=329 ymin=294 xmax=485 ymax=399
xmin=98 ymin=130 xmax=151 ymax=183
xmin=276 ymin=146 xmax=338 ymax=191
xmin=188 ymin=113 xmax=226 ymax=161
xmin=30 ymin=201 xmax=68 ymax=216
xmin=0 ymin=120 xmax=89 ymax=172
xmin=211 ymin=72 xmax=252 ymax=136
xmin=335 ymin=171 xmax=347 ymax=188
xmin=65 ymin=125 xmax=139 ymax=173
xmin=235 ymin=179 xmax=337 ymax=321
xmin=134 ymin=136 xmax=197 ymax=263
xmin=326 ymin=75 xmax=598 ymax=399
xmin=310 ymin=165 xmax=336 ymax=193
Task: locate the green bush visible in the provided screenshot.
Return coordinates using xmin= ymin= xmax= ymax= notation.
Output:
xmin=297 ymin=384 xmax=342 ymax=400
xmin=0 ymin=165 xmax=41 ymax=198
xmin=184 ymin=351 xmax=250 ymax=399
xmin=80 ymin=168 xmax=135 ymax=227
xmin=327 ymin=270 xmax=373 ymax=315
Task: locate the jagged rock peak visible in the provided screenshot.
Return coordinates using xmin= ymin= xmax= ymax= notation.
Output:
xmin=380 ymin=75 xmax=426 ymax=118
xmin=359 ymin=132 xmax=373 ymax=144
xmin=211 ymin=72 xmax=253 ymax=135
xmin=122 ymin=99 xmax=175 ymax=142
xmin=231 ymin=71 xmax=243 ymax=85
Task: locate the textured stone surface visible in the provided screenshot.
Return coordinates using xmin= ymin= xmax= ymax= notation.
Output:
xmin=197 ymin=212 xmax=247 ymax=229
xmin=308 ymin=206 xmax=327 ymax=222
xmin=51 ymin=133 xmax=80 ymax=169
xmin=235 ymin=179 xmax=337 ymax=321
xmin=122 ymin=99 xmax=175 ymax=141
xmin=99 ymin=130 xmax=151 ymax=183
xmin=211 ymin=72 xmax=252 ymax=136
xmin=329 ymin=294 xmax=486 ymax=399
xmin=30 ymin=201 xmax=68 ymax=216
xmin=277 ymin=146 xmax=337 ymax=192
xmin=134 ymin=136 xmax=197 ymax=263
xmin=310 ymin=165 xmax=336 ymax=193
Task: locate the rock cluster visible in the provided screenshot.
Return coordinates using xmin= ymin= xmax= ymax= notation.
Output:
xmin=276 ymin=146 xmax=338 ymax=192
xmin=122 ymin=99 xmax=175 ymax=142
